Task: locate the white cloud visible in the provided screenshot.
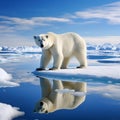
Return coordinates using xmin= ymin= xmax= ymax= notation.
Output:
xmin=0 ymin=103 xmax=24 ymax=120
xmin=0 ymin=2 xmax=120 ymax=47
xmin=0 ymin=16 xmax=72 ymax=46
xmin=31 ymin=17 xmax=71 ymax=23
xmin=0 ymin=16 xmax=71 ymax=24
xmin=0 ymin=1 xmax=120 ymax=34
xmin=74 ymin=1 xmax=120 ymax=24
xmin=0 ymin=16 xmax=71 ymax=32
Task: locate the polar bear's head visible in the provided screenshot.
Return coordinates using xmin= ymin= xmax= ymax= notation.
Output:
xmin=34 ymin=32 xmax=55 ymax=50
xmin=34 ymin=98 xmax=55 ymax=114
xmin=34 ymin=101 xmax=49 ymax=113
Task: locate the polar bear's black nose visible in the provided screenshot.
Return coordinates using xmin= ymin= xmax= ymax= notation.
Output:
xmin=41 ymin=44 xmax=44 ymax=48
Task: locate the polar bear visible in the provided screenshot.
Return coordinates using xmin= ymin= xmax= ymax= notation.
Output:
xmin=34 ymin=77 xmax=87 ymax=113
xmin=34 ymin=32 xmax=87 ymax=70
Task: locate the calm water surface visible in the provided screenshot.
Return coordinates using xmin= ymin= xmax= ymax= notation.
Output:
xmin=0 ymin=53 xmax=120 ymax=120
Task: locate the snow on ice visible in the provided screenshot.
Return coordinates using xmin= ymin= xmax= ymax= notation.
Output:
xmin=0 ymin=102 xmax=24 ymax=120
xmin=0 ymin=68 xmax=19 ymax=88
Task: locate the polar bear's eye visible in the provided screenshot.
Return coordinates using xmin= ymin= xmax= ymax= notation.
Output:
xmin=41 ymin=37 xmax=45 ymax=41
xmin=46 ymin=35 xmax=48 ymax=38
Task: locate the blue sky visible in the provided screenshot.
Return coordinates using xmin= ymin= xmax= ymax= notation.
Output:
xmin=0 ymin=0 xmax=120 ymax=46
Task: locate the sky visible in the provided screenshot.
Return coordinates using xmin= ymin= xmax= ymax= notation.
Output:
xmin=0 ymin=0 xmax=120 ymax=46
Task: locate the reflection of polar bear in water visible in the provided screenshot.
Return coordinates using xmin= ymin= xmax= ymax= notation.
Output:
xmin=34 ymin=32 xmax=87 ymax=70
xmin=34 ymin=77 xmax=87 ymax=113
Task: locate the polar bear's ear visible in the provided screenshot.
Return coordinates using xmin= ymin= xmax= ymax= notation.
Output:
xmin=45 ymin=35 xmax=48 ymax=38
xmin=33 ymin=36 xmax=37 ymax=39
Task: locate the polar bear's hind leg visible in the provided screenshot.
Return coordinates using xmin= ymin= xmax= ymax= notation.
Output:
xmin=75 ymin=53 xmax=87 ymax=68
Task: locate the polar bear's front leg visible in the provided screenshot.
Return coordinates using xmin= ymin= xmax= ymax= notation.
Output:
xmin=49 ymin=53 xmax=63 ymax=70
xmin=36 ymin=50 xmax=51 ymax=71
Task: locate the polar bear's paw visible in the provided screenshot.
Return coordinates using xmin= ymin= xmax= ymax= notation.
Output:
xmin=36 ymin=68 xmax=46 ymax=71
xmin=49 ymin=67 xmax=59 ymax=70
xmin=77 ymin=65 xmax=86 ymax=69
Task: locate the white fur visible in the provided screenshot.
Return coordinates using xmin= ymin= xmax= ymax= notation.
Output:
xmin=34 ymin=77 xmax=86 ymax=113
xmin=34 ymin=32 xmax=87 ymax=70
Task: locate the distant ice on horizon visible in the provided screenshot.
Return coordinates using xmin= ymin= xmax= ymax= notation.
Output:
xmin=0 ymin=43 xmax=120 ymax=53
